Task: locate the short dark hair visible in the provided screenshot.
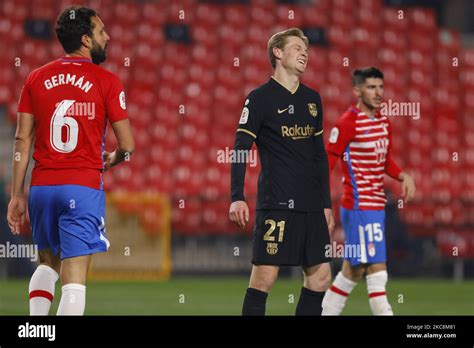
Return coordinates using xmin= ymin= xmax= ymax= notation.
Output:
xmin=352 ymin=67 xmax=384 ymax=86
xmin=55 ymin=6 xmax=97 ymax=54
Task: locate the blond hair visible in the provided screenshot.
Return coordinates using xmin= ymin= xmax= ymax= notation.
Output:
xmin=267 ymin=28 xmax=309 ymax=69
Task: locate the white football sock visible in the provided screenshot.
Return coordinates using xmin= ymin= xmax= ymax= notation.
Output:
xmin=322 ymin=272 xmax=358 ymax=315
xmin=29 ymin=264 xmax=59 ymax=316
xmin=366 ymin=270 xmax=393 ymax=315
xmin=57 ymin=283 xmax=86 ymax=316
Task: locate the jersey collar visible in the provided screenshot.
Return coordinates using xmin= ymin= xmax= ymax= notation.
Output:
xmin=350 ymin=104 xmax=382 ymax=119
xmin=61 ymin=56 xmax=93 ymax=63
xmin=270 ymin=76 xmax=300 ymax=95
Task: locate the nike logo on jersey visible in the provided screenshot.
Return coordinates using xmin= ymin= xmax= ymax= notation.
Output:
xmin=278 ymin=107 xmax=289 ymax=114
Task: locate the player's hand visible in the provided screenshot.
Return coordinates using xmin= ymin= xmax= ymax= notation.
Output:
xmin=324 ymin=208 xmax=335 ymax=235
xmin=7 ymin=196 xmax=27 ymax=235
xmin=229 ymin=201 xmax=249 ymax=229
xmin=399 ymin=172 xmax=416 ymax=203
xmin=103 ymin=151 xmax=116 ymax=171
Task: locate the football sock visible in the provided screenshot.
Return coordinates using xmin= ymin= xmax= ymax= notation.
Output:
xmin=29 ymin=264 xmax=59 ymax=315
xmin=366 ymin=270 xmax=393 ymax=315
xmin=57 ymin=283 xmax=86 ymax=315
xmin=322 ymin=272 xmax=357 ymax=315
xmin=242 ymin=287 xmax=268 ymax=316
xmin=295 ymin=287 xmax=325 ymax=316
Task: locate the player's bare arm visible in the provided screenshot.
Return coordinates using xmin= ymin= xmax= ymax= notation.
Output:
xmin=7 ymin=112 xmax=35 ymax=234
xmin=318 ymin=138 xmax=334 ymax=234
xmin=324 ymin=208 xmax=335 ymax=234
xmin=103 ymin=118 xmax=135 ymax=170
xmin=229 ymin=200 xmax=249 ymax=229
xmin=399 ymin=171 xmax=416 ymax=203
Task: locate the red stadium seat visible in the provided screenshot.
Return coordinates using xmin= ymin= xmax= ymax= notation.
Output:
xmin=437 ymin=230 xmax=474 ymax=258
xmin=352 ymin=28 xmax=381 ymax=51
xmin=249 ymin=5 xmax=274 ymax=29
xmin=301 ymin=4 xmax=329 ymax=27
xmin=275 ymin=4 xmax=303 ymax=28
xmin=356 ymin=7 xmax=382 ymax=30
xmin=2 ymin=0 xmax=29 ymax=20
xmin=171 ymin=197 xmax=202 ymax=235
xmin=437 ymin=29 xmax=460 ymax=54
xmin=408 ymin=8 xmax=436 ymax=33
xmin=195 ymin=3 xmax=222 ymax=26
xmin=327 ymin=26 xmax=353 ymax=50
xmin=223 ymin=5 xmax=248 ymax=27
xmin=140 ymin=2 xmax=167 ymax=26
xmin=383 ymin=8 xmax=408 ymax=31
xmin=1 ymin=0 xmax=469 ymax=238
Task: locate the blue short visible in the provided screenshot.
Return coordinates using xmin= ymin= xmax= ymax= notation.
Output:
xmin=29 ymin=185 xmax=109 ymax=260
xmin=340 ymin=207 xmax=386 ymax=266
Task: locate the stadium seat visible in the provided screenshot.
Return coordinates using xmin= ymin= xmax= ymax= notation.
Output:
xmin=1 ymin=0 xmax=469 ymax=239
xmin=437 ymin=230 xmax=474 ymax=258
xmin=385 ymin=7 xmax=411 ymax=30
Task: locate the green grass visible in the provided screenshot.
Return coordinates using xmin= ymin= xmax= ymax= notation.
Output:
xmin=1 ymin=278 xmax=473 ymax=315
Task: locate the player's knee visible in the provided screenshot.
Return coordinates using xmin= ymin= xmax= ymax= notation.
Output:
xmin=250 ymin=274 xmax=277 ymax=293
xmin=40 ymin=262 xmax=60 ymax=275
xmin=60 ymin=258 xmax=90 ymax=285
xmin=305 ymin=270 xmax=331 ymax=292
xmin=348 ymin=272 xmax=364 ymax=283
xmin=319 ymin=270 xmax=332 ymax=290
xmin=342 ymin=266 xmax=364 ymax=283
xmin=251 ymin=279 xmax=275 ymax=293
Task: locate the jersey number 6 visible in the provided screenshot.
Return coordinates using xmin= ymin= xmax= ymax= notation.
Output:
xmin=50 ymin=99 xmax=79 ymax=153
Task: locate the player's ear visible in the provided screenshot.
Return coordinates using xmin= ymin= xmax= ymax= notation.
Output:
xmin=353 ymin=86 xmax=361 ymax=98
xmin=272 ymin=47 xmax=283 ymax=61
xmin=81 ymin=34 xmax=92 ymax=49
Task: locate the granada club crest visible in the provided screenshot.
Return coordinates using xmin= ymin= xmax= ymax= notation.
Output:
xmin=374 ymin=138 xmax=388 ymax=164
xmin=368 ymin=242 xmax=376 ymax=257
xmin=307 ymin=103 xmax=318 ymax=117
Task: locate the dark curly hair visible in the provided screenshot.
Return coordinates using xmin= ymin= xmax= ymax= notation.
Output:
xmin=55 ymin=6 xmax=97 ymax=54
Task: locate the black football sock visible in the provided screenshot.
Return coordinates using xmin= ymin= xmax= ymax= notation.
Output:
xmin=295 ymin=287 xmax=325 ymax=316
xmin=242 ymin=287 xmax=268 ymax=316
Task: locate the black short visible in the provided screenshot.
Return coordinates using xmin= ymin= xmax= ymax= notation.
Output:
xmin=252 ymin=210 xmax=331 ymax=267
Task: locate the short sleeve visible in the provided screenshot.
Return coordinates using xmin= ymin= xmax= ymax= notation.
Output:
xmin=106 ymin=75 xmax=128 ymax=123
xmin=326 ymin=114 xmax=356 ymax=156
xmin=236 ymin=91 xmax=265 ymax=139
xmin=17 ymin=74 xmax=33 ymax=114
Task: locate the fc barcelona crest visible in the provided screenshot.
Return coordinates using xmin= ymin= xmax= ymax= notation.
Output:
xmin=266 ymin=242 xmax=278 ymax=255
xmin=308 ymin=103 xmax=318 ymax=117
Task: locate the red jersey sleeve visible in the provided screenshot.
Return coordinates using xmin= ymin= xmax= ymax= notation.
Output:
xmin=384 ymin=118 xmax=402 ymax=180
xmin=106 ymin=74 xmax=128 ymax=123
xmin=326 ymin=114 xmax=356 ymax=170
xmin=17 ymin=73 xmax=34 ymax=114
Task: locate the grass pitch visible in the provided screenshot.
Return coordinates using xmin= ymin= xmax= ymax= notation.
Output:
xmin=1 ymin=277 xmax=473 ymax=315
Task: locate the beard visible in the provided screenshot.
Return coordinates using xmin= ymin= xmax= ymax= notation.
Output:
xmin=90 ymin=41 xmax=107 ymax=65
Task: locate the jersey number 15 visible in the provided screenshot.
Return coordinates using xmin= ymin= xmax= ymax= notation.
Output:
xmin=358 ymin=223 xmax=383 ymax=242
